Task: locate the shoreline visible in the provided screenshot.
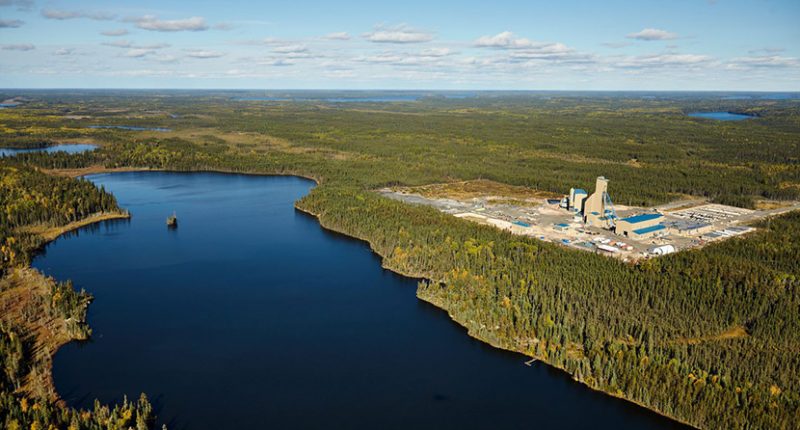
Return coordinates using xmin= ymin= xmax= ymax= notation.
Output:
xmin=20 ymin=211 xmax=131 ymax=243
xmin=4 ymin=211 xmax=131 ymax=401
xmin=36 ymin=167 xmax=695 ymax=428
xmin=293 ymin=202 xmax=699 ymax=430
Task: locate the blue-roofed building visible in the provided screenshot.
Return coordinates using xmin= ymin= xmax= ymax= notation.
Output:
xmin=553 ymin=223 xmax=570 ymax=231
xmin=615 ymin=213 xmax=666 ymax=239
xmin=619 ymin=213 xmax=663 ymax=224
xmin=633 ymin=224 xmax=666 ymax=236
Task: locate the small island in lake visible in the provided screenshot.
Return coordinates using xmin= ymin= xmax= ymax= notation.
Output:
xmin=166 ymin=212 xmax=178 ymax=228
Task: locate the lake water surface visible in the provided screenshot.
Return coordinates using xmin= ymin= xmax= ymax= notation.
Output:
xmin=36 ymin=172 xmax=689 ymax=430
xmin=88 ymin=125 xmax=172 ymax=132
xmin=688 ymin=111 xmax=754 ymax=121
xmin=0 ymin=144 xmax=96 ymax=157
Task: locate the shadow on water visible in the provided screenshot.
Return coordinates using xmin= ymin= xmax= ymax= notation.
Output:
xmin=32 ymin=218 xmax=131 ymax=262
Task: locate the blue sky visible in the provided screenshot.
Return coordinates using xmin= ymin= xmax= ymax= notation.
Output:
xmin=1 ymin=0 xmax=798 ymax=90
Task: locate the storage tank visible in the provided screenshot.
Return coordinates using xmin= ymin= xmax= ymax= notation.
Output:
xmin=649 ymin=245 xmax=676 ymax=255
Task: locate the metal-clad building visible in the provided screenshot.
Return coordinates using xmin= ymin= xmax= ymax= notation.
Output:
xmin=615 ymin=213 xmax=666 ymax=239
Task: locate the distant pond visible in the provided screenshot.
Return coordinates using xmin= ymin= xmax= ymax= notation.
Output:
xmin=88 ymin=125 xmax=172 ymax=132
xmin=688 ymin=111 xmax=755 ymax=121
xmin=35 ymin=172 xmax=690 ymax=430
xmin=0 ymin=144 xmax=97 ymax=157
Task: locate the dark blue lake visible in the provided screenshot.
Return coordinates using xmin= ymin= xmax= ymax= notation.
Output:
xmin=88 ymin=125 xmax=172 ymax=132
xmin=688 ymin=111 xmax=754 ymax=121
xmin=0 ymin=144 xmax=96 ymax=157
xmin=35 ymin=172 xmax=688 ymax=430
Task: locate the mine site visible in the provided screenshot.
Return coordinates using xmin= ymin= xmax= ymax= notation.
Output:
xmin=380 ymin=177 xmax=800 ymax=261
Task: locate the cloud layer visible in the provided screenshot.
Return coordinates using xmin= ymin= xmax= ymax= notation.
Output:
xmin=131 ymin=15 xmax=208 ymax=32
xmin=0 ymin=6 xmax=797 ymax=90
xmin=101 ymin=29 xmax=129 ymax=37
xmin=2 ymin=43 xmax=35 ymax=51
xmin=0 ymin=18 xmax=24 ymax=28
xmin=364 ymin=25 xmax=433 ymax=43
xmin=41 ymin=9 xmax=116 ymax=21
xmin=626 ymin=28 xmax=678 ymax=41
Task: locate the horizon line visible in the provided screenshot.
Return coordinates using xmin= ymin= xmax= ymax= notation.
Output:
xmin=1 ymin=88 xmax=799 ymax=93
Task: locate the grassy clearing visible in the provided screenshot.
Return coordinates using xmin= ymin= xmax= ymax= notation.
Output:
xmin=395 ymin=179 xmax=560 ymax=201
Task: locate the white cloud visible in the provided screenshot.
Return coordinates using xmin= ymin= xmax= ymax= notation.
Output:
xmin=261 ymin=59 xmax=295 ymax=67
xmin=124 ymin=49 xmax=153 ymax=58
xmin=364 ymin=24 xmax=433 ymax=44
xmin=509 ymin=49 xmax=591 ymax=63
xmin=2 ymin=43 xmax=34 ymax=51
xmin=0 ymin=0 xmax=33 ymax=10
xmin=54 ymin=48 xmax=75 ymax=56
xmin=729 ymin=55 xmax=799 ymax=69
xmin=626 ymin=28 xmax=678 ymax=41
xmin=420 ymin=47 xmax=456 ymax=57
xmin=355 ymin=48 xmax=458 ymax=67
xmin=273 ymin=44 xmax=308 ymax=54
xmin=130 ymin=15 xmax=208 ymax=32
xmin=324 ymin=32 xmax=350 ymax=40
xmin=41 ymin=9 xmax=116 ymax=21
xmin=475 ymin=32 xmax=582 ymax=63
xmin=475 ymin=31 xmax=542 ymax=49
xmin=240 ymin=37 xmax=311 ymax=48
xmin=103 ymin=40 xmax=133 ymax=48
xmin=616 ymin=53 xmax=711 ymax=68
xmin=151 ymin=54 xmax=179 ymax=64
xmin=0 ymin=19 xmax=23 ymax=28
xmin=258 ymin=37 xmax=284 ymax=45
xmin=186 ymin=49 xmax=225 ymax=59
xmin=101 ymin=29 xmax=129 ymax=37
xmin=138 ymin=43 xmax=170 ymax=50
xmin=103 ymin=40 xmax=170 ymax=51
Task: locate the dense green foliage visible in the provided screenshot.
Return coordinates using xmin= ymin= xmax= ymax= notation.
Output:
xmin=0 ymin=155 xmax=155 ymax=428
xmin=0 ymin=275 xmax=157 ymax=430
xmin=5 ymin=91 xmax=799 ymax=207
xmin=0 ymin=162 xmax=119 ymax=273
xmin=297 ymin=186 xmax=799 ymax=429
xmin=0 ymin=386 xmax=156 ymax=430
xmin=1 ymin=91 xmax=799 ymax=429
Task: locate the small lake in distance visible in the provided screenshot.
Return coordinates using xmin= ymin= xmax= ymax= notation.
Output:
xmin=688 ymin=111 xmax=755 ymax=121
xmin=88 ymin=125 xmax=172 ymax=132
xmin=36 ymin=172 xmax=690 ymax=430
xmin=0 ymin=144 xmax=97 ymax=157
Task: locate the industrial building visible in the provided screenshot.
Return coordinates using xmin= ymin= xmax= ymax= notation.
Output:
xmin=569 ymin=188 xmax=587 ymax=212
xmin=664 ymin=220 xmax=714 ymax=236
xmin=562 ymin=176 xmax=669 ymax=240
xmin=382 ymin=176 xmax=796 ymax=261
xmin=581 ymin=177 xmax=617 ymax=228
xmin=615 ymin=213 xmax=667 ymax=239
xmin=553 ymin=223 xmax=570 ymax=232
